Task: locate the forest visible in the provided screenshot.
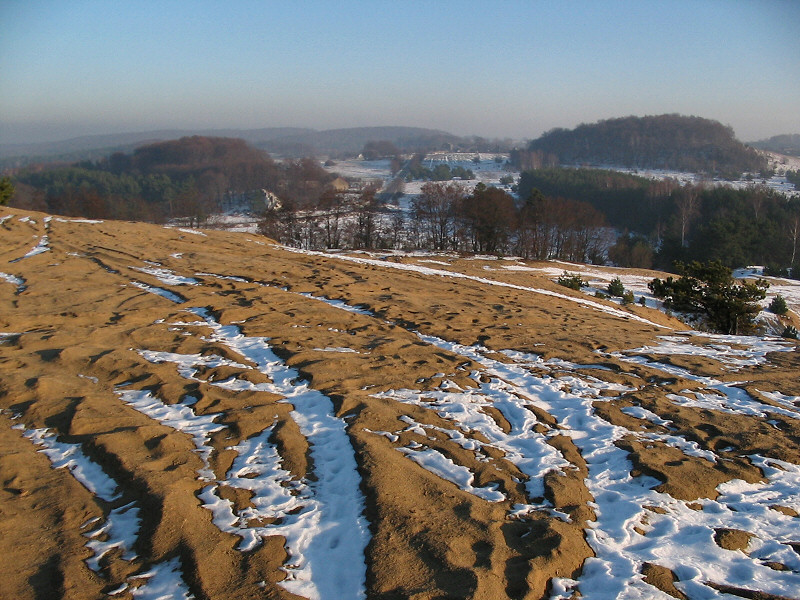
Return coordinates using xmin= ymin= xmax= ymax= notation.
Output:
xmin=258 ymin=180 xmax=609 ymax=264
xmin=517 ymin=114 xmax=767 ymax=177
xmin=10 ymin=136 xmax=334 ymax=223
xmin=518 ymin=166 xmax=800 ymax=274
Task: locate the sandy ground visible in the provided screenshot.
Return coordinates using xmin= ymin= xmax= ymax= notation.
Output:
xmin=1 ymin=209 xmax=799 ymax=600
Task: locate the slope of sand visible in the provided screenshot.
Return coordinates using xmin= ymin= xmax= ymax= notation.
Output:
xmin=1 ymin=209 xmax=799 ymax=600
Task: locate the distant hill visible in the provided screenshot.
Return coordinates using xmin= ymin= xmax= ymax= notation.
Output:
xmin=11 ymin=135 xmax=336 ymax=221
xmin=521 ymin=114 xmax=767 ymax=176
xmin=0 ymin=128 xmax=313 ymax=170
xmin=254 ymin=126 xmax=463 ymax=157
xmin=0 ymin=126 xmax=465 ymax=169
xmin=749 ymin=134 xmax=800 ymax=158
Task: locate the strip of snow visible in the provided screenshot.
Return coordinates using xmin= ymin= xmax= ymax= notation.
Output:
xmin=175 ymin=227 xmax=206 ymax=236
xmin=399 ymin=446 xmax=505 ymax=502
xmin=619 ymin=405 xmax=672 ymax=427
xmin=116 ymin=390 xmax=224 ymax=481
xmin=54 ymin=217 xmax=103 ymax=223
xmin=417 ymin=259 xmax=452 ymax=266
xmin=195 ymin=271 xmax=249 ymax=283
xmin=0 ymin=214 xmax=14 ymax=225
xmin=14 ymin=425 xmax=120 ymax=501
xmin=84 ymin=502 xmax=140 ymax=571
xmin=11 ymin=235 xmax=50 ymax=262
xmin=0 ymin=332 xmax=20 ymax=344
xmin=131 ymin=266 xmax=199 ymax=286
xmin=130 ymin=557 xmax=194 ymax=600
xmin=0 ymin=271 xmax=25 ymax=292
xmin=156 ymin=308 xmax=369 ymax=600
xmin=756 ymin=390 xmax=800 ymax=414
xmin=107 ymin=583 xmax=129 ymax=596
xmin=363 ymin=428 xmax=399 ymax=443
xmin=129 ymin=281 xmax=185 ymax=303
xmin=299 ymin=292 xmax=374 ymax=315
xmin=284 ymin=247 xmax=668 ymax=329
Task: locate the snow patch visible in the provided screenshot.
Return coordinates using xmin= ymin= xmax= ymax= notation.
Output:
xmin=0 ymin=271 xmax=26 ymax=292
xmin=129 ymin=281 xmax=185 ymax=303
xmin=11 ymin=235 xmax=50 ymax=261
xmin=130 ymin=557 xmax=194 ymax=599
xmin=131 ymin=266 xmax=199 ymax=286
xmin=116 ymin=390 xmax=224 ymax=481
xmin=15 ymin=425 xmax=120 ymax=501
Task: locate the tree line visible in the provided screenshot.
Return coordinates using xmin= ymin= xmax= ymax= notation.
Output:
xmin=516 ymin=166 xmax=800 ymax=277
xmin=258 ymin=180 xmax=609 ymax=263
xmin=653 ymin=185 xmax=800 ymax=276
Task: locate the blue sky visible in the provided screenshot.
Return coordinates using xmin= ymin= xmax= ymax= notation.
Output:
xmin=1 ymin=0 xmax=798 ymax=144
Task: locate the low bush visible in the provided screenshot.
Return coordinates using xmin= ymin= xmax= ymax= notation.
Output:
xmin=607 ymin=277 xmax=625 ymax=297
xmin=769 ymin=295 xmax=789 ymax=315
xmin=557 ymin=272 xmax=584 ymax=290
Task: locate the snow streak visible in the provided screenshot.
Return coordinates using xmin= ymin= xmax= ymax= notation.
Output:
xmin=130 ymin=308 xmax=370 ymax=600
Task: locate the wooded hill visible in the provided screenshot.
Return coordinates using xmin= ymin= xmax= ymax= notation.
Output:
xmin=750 ymin=133 xmax=800 ymax=158
xmin=516 ymin=114 xmax=767 ymax=177
xmin=11 ymin=136 xmax=333 ymax=222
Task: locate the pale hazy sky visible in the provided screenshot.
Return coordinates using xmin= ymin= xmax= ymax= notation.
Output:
xmin=1 ymin=0 xmax=798 ymax=144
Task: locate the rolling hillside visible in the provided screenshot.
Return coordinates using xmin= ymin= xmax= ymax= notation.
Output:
xmin=1 ymin=209 xmax=800 ymax=600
